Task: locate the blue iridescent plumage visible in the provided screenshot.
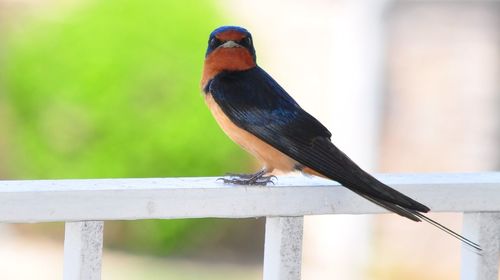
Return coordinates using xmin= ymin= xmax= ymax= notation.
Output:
xmin=209 ymin=26 xmax=250 ymax=38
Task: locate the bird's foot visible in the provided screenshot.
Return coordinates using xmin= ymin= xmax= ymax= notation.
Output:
xmin=224 ymin=172 xmax=256 ymax=179
xmin=218 ymin=170 xmax=277 ymax=186
xmin=218 ymin=175 xmax=276 ymax=186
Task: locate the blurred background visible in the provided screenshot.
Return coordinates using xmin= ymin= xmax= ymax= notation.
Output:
xmin=0 ymin=0 xmax=499 ymax=279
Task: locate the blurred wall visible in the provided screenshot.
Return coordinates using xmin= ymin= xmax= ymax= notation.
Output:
xmin=382 ymin=1 xmax=500 ymax=173
xmin=374 ymin=2 xmax=500 ymax=280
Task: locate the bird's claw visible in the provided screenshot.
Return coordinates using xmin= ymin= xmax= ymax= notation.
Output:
xmin=224 ymin=172 xmax=255 ymax=179
xmin=217 ymin=174 xmax=277 ymax=186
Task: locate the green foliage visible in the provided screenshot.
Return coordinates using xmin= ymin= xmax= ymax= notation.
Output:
xmin=3 ymin=0 xmax=251 ymax=255
xmin=105 ymin=219 xmax=216 ymax=255
xmin=4 ymin=0 xmax=249 ymax=179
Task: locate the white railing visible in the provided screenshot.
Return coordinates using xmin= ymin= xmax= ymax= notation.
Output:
xmin=1 ymin=173 xmax=499 ymax=280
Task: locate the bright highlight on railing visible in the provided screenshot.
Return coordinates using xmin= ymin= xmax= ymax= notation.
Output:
xmin=0 ymin=173 xmax=499 ymax=280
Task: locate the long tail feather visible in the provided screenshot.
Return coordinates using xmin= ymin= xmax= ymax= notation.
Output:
xmin=358 ymin=191 xmax=482 ymax=252
xmin=413 ymin=212 xmax=482 ymax=252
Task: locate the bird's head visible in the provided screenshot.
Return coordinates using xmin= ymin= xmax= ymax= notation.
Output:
xmin=202 ymin=26 xmax=256 ymax=85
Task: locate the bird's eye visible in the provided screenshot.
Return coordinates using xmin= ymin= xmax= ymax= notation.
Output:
xmin=243 ymin=37 xmax=252 ymax=46
xmin=209 ymin=38 xmax=221 ymax=48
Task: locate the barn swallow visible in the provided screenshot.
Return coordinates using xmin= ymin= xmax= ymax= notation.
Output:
xmin=201 ymin=26 xmax=480 ymax=251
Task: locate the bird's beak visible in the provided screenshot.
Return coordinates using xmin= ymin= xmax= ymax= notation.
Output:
xmin=220 ymin=40 xmax=241 ymax=48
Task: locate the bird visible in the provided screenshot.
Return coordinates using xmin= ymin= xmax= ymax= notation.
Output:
xmin=201 ymin=25 xmax=481 ymax=251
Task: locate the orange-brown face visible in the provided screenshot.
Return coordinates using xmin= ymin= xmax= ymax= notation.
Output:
xmin=201 ymin=26 xmax=256 ymax=87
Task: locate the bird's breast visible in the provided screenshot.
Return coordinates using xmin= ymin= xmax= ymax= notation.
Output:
xmin=205 ymin=93 xmax=296 ymax=172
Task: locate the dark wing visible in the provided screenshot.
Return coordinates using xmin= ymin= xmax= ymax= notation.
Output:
xmin=209 ymin=67 xmax=429 ymax=217
xmin=208 ymin=67 xmax=482 ymax=251
xmin=209 ymin=67 xmax=429 ymax=218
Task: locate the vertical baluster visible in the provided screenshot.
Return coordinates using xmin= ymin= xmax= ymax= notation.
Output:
xmin=461 ymin=212 xmax=500 ymax=280
xmin=263 ymin=216 xmax=304 ymax=280
xmin=63 ymin=221 xmax=104 ymax=280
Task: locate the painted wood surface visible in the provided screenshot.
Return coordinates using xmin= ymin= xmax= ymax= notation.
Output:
xmin=0 ymin=173 xmax=499 ymax=279
xmin=461 ymin=212 xmax=500 ymax=280
xmin=0 ymin=173 xmax=499 ymax=223
xmin=63 ymin=221 xmax=104 ymax=280
xmin=263 ymin=217 xmax=304 ymax=280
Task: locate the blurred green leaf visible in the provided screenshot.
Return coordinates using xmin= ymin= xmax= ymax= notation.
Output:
xmin=4 ymin=0 xmax=250 ymax=179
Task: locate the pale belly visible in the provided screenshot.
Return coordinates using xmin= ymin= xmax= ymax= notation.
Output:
xmin=205 ymin=93 xmax=297 ymax=172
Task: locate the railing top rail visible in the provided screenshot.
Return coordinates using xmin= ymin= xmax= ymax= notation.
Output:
xmin=2 ymin=172 xmax=500 ymax=191
xmin=1 ymin=172 xmax=499 ymax=223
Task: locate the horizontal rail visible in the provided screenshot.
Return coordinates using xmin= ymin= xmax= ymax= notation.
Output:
xmin=0 ymin=173 xmax=499 ymax=223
